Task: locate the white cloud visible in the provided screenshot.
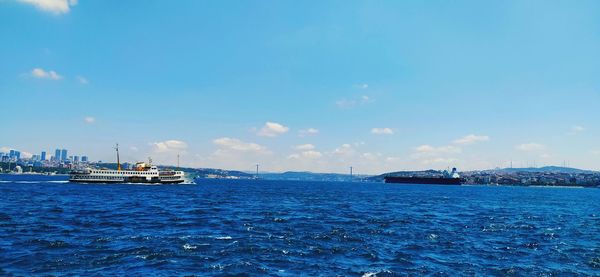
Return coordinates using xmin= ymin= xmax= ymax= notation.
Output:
xmin=77 ymin=76 xmax=88 ymax=85
xmin=357 ymin=84 xmax=369 ymax=89
xmin=568 ymin=125 xmax=585 ymax=135
xmin=83 ymin=116 xmax=95 ymax=124
xmin=289 ymin=150 xmax=322 ymax=159
xmin=385 ymin=156 xmax=401 ymax=163
xmin=414 ymin=145 xmax=461 ymax=155
xmin=411 ymin=144 xmax=461 ymax=165
xmin=415 ymin=145 xmax=435 ymax=152
xmin=151 ymin=140 xmax=188 ymax=153
xmin=371 ymin=127 xmax=394 ymax=135
xmin=299 ymin=128 xmax=319 ymax=136
xmin=18 ymin=0 xmax=78 ymax=14
xmin=591 ymin=150 xmax=600 ymax=156
xmin=288 ymin=144 xmax=322 ymax=161
xmin=302 ymin=150 xmax=322 ymax=158
xmin=335 ymin=95 xmax=373 ymax=109
xmin=361 ymin=152 xmax=381 ymax=161
xmin=0 ymin=147 xmax=11 ymax=153
xmin=332 ymin=143 xmax=357 ymax=157
xmin=294 ymin=144 xmax=315 ymax=150
xmin=30 ymin=68 xmax=62 ymax=80
xmin=572 ymin=125 xmax=585 ymax=132
xmin=130 ymin=146 xmax=139 ymax=152
xmin=257 ymin=122 xmax=289 ymax=137
xmin=207 ymin=138 xmax=271 ymax=170
xmin=453 ymin=134 xmax=490 ymax=145
xmin=335 ymin=99 xmax=357 ymax=109
xmin=421 ymin=158 xmax=457 ymax=165
xmin=516 ymin=143 xmax=545 ymax=151
xmin=213 ymin=137 xmax=265 ymax=152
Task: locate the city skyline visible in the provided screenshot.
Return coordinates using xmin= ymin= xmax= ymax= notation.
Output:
xmin=1 ymin=1 xmax=599 ymax=174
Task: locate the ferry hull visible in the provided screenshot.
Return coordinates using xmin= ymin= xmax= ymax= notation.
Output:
xmin=69 ymin=179 xmax=185 ymax=184
xmin=69 ymin=172 xmax=186 ymax=184
xmin=384 ymin=176 xmax=462 ymax=185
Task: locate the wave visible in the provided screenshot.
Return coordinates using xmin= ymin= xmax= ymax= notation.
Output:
xmin=182 ymin=243 xmax=197 ymax=250
xmin=362 ymin=269 xmax=392 ymax=277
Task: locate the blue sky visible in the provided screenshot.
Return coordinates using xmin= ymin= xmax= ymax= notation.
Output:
xmin=1 ymin=0 xmax=599 ymax=173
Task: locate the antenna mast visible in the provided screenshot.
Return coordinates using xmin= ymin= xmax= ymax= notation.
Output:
xmin=115 ymin=143 xmax=121 ymax=171
xmin=256 ymin=164 xmax=259 ymax=179
xmin=177 ymin=154 xmax=180 ymax=169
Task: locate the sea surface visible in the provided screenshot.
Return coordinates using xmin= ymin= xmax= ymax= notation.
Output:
xmin=1 ymin=174 xmax=600 ymax=276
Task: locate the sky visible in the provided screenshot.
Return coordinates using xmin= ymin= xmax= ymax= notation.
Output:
xmin=1 ymin=0 xmax=599 ymax=174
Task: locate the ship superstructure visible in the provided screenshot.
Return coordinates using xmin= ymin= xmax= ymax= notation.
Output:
xmin=69 ymin=144 xmax=185 ymax=184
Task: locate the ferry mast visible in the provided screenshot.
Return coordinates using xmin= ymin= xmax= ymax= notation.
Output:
xmin=115 ymin=143 xmax=121 ymax=171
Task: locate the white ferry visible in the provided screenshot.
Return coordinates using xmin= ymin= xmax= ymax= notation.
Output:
xmin=69 ymin=145 xmax=185 ymax=184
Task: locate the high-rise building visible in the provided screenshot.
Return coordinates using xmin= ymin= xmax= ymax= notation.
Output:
xmin=9 ymin=150 xmax=16 ymax=158
xmin=81 ymin=156 xmax=88 ymax=162
xmin=55 ymin=149 xmax=61 ymax=161
xmin=41 ymin=151 xmax=46 ymax=161
xmin=74 ymin=156 xmax=79 ymax=162
xmin=61 ymin=149 xmax=68 ymax=161
xmin=14 ymin=151 xmax=20 ymax=160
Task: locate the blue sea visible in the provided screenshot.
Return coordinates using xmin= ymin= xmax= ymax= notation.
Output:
xmin=1 ymin=175 xmax=600 ymax=275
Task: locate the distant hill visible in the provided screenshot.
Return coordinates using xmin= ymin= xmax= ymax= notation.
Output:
xmin=366 ymin=166 xmax=599 ymax=183
xmin=259 ymin=171 xmax=361 ymax=182
xmin=184 ymin=168 xmax=254 ymax=179
xmin=485 ymin=166 xmax=597 ymax=174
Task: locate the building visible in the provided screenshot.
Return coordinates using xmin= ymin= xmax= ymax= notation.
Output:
xmin=41 ymin=151 xmax=46 ymax=161
xmin=74 ymin=156 xmax=79 ymax=162
xmin=9 ymin=150 xmax=20 ymax=160
xmin=61 ymin=149 xmax=68 ymax=161
xmin=55 ymin=149 xmax=61 ymax=162
xmin=81 ymin=156 xmax=88 ymax=163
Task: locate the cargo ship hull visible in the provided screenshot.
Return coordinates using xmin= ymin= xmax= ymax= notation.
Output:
xmin=384 ymin=176 xmax=462 ymax=185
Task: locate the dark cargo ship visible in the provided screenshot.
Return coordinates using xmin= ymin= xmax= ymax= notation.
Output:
xmin=384 ymin=168 xmax=462 ymax=185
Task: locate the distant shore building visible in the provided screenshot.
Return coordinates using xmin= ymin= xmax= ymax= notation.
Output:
xmin=61 ymin=149 xmax=68 ymax=161
xmin=55 ymin=149 xmax=61 ymax=161
xmin=9 ymin=150 xmax=20 ymax=160
xmin=41 ymin=151 xmax=46 ymax=161
xmin=81 ymin=156 xmax=88 ymax=163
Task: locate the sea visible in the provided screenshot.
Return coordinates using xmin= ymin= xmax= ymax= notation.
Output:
xmin=1 ymin=174 xmax=600 ymax=276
